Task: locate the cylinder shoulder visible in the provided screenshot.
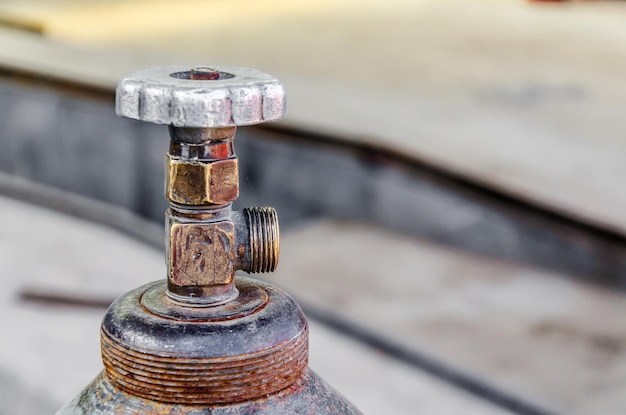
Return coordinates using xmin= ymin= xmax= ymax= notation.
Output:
xmin=57 ymin=369 xmax=362 ymax=415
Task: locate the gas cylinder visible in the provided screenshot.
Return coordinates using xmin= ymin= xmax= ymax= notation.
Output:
xmin=56 ymin=66 xmax=361 ymax=414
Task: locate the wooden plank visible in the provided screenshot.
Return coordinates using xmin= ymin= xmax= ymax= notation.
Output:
xmin=1 ymin=0 xmax=626 ymax=236
xmin=269 ymin=221 xmax=626 ymax=415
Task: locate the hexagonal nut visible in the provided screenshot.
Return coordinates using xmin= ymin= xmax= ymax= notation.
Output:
xmin=168 ymin=219 xmax=236 ymax=288
xmin=166 ymin=155 xmax=239 ymax=205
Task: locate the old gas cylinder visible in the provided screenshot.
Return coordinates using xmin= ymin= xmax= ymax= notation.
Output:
xmin=56 ymin=66 xmax=361 ymax=414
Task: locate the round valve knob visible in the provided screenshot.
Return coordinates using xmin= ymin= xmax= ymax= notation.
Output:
xmin=115 ymin=65 xmax=286 ymax=128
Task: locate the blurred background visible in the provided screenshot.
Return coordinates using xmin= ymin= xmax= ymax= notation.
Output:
xmin=1 ymin=0 xmax=626 ymax=414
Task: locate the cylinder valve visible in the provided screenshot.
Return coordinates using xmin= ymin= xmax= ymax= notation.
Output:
xmin=56 ymin=66 xmax=362 ymax=415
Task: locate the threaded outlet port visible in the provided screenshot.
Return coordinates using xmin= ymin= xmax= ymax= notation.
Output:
xmin=244 ymin=207 xmax=279 ymax=273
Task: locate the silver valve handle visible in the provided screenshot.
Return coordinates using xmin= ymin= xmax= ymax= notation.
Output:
xmin=116 ymin=65 xmax=286 ymax=128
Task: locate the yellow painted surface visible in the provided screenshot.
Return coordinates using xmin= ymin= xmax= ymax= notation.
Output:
xmin=0 ymin=0 xmax=423 ymax=41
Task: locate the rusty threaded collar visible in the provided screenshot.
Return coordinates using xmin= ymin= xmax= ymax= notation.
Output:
xmin=101 ymin=326 xmax=308 ymax=404
xmin=100 ymin=278 xmax=309 ymax=405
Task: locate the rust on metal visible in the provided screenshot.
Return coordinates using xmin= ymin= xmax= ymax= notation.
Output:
xmin=61 ymin=368 xmax=361 ymax=414
xmin=190 ymin=67 xmax=222 ymax=81
xmin=86 ymin=277 xmax=330 ymax=410
xmin=169 ymin=221 xmax=235 ymax=287
xmin=165 ymin=155 xmax=239 ymax=205
xmin=101 ymin=326 xmax=308 ymax=404
xmin=209 ymin=158 xmax=240 ymax=202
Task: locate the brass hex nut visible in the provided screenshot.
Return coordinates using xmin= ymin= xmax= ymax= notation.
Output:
xmin=168 ymin=219 xmax=236 ymax=287
xmin=166 ymin=155 xmax=239 ymax=205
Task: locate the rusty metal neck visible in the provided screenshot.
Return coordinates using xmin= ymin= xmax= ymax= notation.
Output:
xmin=100 ymin=278 xmax=309 ymax=405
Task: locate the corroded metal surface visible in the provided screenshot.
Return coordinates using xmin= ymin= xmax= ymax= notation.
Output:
xmin=165 ymin=155 xmax=239 ymax=205
xmin=165 ymin=126 xmax=239 ymax=207
xmin=169 ymin=220 xmax=236 ymax=287
xmin=58 ymin=369 xmax=361 ymax=415
xmin=100 ymin=277 xmax=309 ymax=405
xmin=164 ymin=206 xmax=279 ymax=301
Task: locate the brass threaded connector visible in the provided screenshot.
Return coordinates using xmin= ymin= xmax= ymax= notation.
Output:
xmin=244 ymin=207 xmax=280 ymax=273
